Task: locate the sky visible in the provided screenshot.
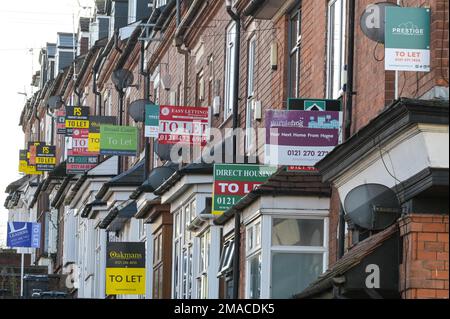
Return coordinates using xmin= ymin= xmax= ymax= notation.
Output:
xmin=0 ymin=0 xmax=94 ymax=247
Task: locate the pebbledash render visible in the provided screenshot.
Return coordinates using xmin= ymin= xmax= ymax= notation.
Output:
xmin=3 ymin=0 xmax=449 ymax=300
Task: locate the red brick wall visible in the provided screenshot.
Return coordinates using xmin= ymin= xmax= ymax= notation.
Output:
xmin=352 ymin=0 xmax=449 ymax=133
xmin=399 ymin=214 xmax=449 ymax=299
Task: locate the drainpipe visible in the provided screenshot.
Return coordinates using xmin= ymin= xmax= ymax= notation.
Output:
xmin=226 ymin=0 xmax=241 ymax=299
xmin=338 ymin=0 xmax=356 ymax=259
xmin=93 ymin=70 xmax=101 ymax=115
xmin=174 ymin=0 xmax=203 ymax=106
xmin=140 ymin=40 xmax=151 ymax=180
xmin=114 ymin=30 xmax=123 ymax=54
xmin=345 ymin=0 xmax=355 ymax=141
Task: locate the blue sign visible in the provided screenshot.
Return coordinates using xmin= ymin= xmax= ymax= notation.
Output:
xmin=6 ymin=222 xmax=41 ymax=248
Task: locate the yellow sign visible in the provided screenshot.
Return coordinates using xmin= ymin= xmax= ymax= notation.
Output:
xmin=65 ymin=119 xmax=89 ymax=129
xmin=105 ymin=268 xmax=146 ymax=295
xmin=19 ymin=160 xmax=42 ymax=175
xmin=35 ymin=157 xmax=57 ymax=165
xmin=88 ymin=133 xmax=100 ymax=153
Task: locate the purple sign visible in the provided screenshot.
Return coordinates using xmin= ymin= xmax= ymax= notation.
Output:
xmin=265 ymin=110 xmax=342 ymax=166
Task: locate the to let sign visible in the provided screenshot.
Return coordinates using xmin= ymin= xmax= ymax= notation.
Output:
xmin=265 ymin=110 xmax=342 ymax=167
xmin=212 ymin=164 xmax=277 ymax=215
xmin=158 ymin=105 xmax=210 ymax=146
xmin=65 ymin=106 xmax=90 ymax=134
xmin=106 ymin=242 xmax=146 ymax=295
xmin=385 ymin=7 xmax=431 ymax=72
xmin=7 ymin=222 xmax=41 ymax=248
xmin=100 ymin=125 xmax=138 ymax=156
xmin=88 ymin=116 xmax=117 ymax=153
xmin=35 ymin=145 xmax=56 ymax=172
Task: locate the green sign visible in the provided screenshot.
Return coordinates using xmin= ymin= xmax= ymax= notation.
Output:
xmin=385 ymin=7 xmax=431 ymax=72
xmin=288 ymin=98 xmax=342 ymax=111
xmin=100 ymin=125 xmax=138 ymax=156
xmin=212 ymin=164 xmax=277 ymax=215
xmin=144 ymin=104 xmax=160 ymax=138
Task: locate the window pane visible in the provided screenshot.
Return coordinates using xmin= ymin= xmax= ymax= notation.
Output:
xmin=271 ymin=253 xmax=323 ymax=299
xmin=249 ymin=254 xmax=261 ymax=299
xmin=272 ymin=219 xmax=324 ymax=246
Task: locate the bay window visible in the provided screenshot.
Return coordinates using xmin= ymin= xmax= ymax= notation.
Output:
xmin=172 ymin=198 xmax=197 ymax=299
xmin=270 ymin=218 xmax=327 ymax=299
xmin=244 ymin=215 xmax=328 ymax=299
xmin=246 ymin=220 xmax=262 ymax=299
xmin=197 ymin=230 xmax=211 ymax=299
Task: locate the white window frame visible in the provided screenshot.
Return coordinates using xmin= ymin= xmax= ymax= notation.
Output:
xmin=224 ymin=22 xmax=237 ymax=120
xmin=172 ymin=197 xmax=197 ymax=299
xmin=245 ymin=218 xmax=262 ymax=299
xmin=245 ymin=35 xmax=257 ymax=155
xmin=255 ymin=214 xmax=329 ymax=299
xmin=196 ymin=229 xmax=211 ymax=299
xmin=326 ymin=0 xmax=347 ymax=99
xmin=288 ymin=6 xmax=302 ymax=98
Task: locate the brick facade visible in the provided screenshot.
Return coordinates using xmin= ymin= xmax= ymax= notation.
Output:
xmin=399 ymin=214 xmax=449 ymax=299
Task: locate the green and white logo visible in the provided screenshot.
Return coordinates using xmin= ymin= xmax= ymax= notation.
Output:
xmin=385 ymin=7 xmax=431 ymax=72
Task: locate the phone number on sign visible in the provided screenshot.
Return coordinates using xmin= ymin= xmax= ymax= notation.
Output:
xmin=286 ymin=150 xmax=330 ymax=157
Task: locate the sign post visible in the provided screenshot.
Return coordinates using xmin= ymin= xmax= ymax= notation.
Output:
xmin=6 ymin=222 xmax=41 ymax=298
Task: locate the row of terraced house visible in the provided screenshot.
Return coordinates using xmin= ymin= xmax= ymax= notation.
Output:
xmin=4 ymin=0 xmax=449 ymax=299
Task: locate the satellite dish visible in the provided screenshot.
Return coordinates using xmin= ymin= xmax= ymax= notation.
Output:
xmin=344 ymin=184 xmax=401 ymax=231
xmin=360 ymin=2 xmax=399 ymax=43
xmin=129 ymin=99 xmax=148 ymax=123
xmin=154 ymin=142 xmax=173 ymax=161
xmin=48 ymin=96 xmax=63 ymax=110
xmin=112 ymin=69 xmax=134 ymax=91
xmin=145 ymin=165 xmax=177 ymax=190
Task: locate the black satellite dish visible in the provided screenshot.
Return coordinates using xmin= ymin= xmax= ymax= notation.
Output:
xmin=360 ymin=2 xmax=400 ymax=44
xmin=145 ymin=164 xmax=177 ymax=190
xmin=154 ymin=142 xmax=173 ymax=161
xmin=48 ymin=95 xmax=63 ymax=110
xmin=112 ymin=69 xmax=134 ymax=91
xmin=129 ymin=99 xmax=149 ymax=123
xmin=344 ymin=184 xmax=401 ymax=231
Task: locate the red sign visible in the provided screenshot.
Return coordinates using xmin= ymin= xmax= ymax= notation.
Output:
xmin=56 ymin=110 xmax=66 ymax=135
xmin=71 ymin=128 xmax=94 ymax=156
xmin=158 ymin=105 xmax=210 ymax=146
xmin=287 ymin=166 xmax=318 ymax=172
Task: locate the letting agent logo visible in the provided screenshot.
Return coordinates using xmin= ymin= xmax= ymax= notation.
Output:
xmin=392 ymin=22 xmax=424 ymax=36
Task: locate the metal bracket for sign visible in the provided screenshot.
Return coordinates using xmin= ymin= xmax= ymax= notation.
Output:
xmin=138 ymin=23 xmax=164 ymax=42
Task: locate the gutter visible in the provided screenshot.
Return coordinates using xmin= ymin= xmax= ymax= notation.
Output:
xmin=153 ymin=0 xmax=177 ymax=32
xmin=242 ymin=0 xmax=266 ymax=16
xmin=174 ymin=0 xmax=204 ymax=106
xmin=51 ymin=176 xmax=74 ymax=209
xmin=114 ymin=25 xmax=143 ymax=72
xmin=92 ymin=37 xmax=115 ymax=115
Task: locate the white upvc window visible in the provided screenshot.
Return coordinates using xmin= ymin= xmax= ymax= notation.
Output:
xmin=197 ymin=229 xmax=211 ymax=299
xmin=269 ymin=216 xmax=328 ymax=299
xmin=224 ymin=22 xmax=237 ymax=120
xmin=245 ymin=219 xmax=262 ymax=299
xmin=172 ymin=197 xmax=197 ymax=299
xmin=246 ymin=214 xmax=329 ymax=299
xmin=288 ymin=5 xmax=302 ymax=98
xmin=245 ymin=35 xmax=257 ymax=155
xmin=326 ymin=0 xmax=347 ymax=99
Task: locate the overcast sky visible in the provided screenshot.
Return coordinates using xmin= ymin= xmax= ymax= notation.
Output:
xmin=0 ymin=0 xmax=94 ymax=247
